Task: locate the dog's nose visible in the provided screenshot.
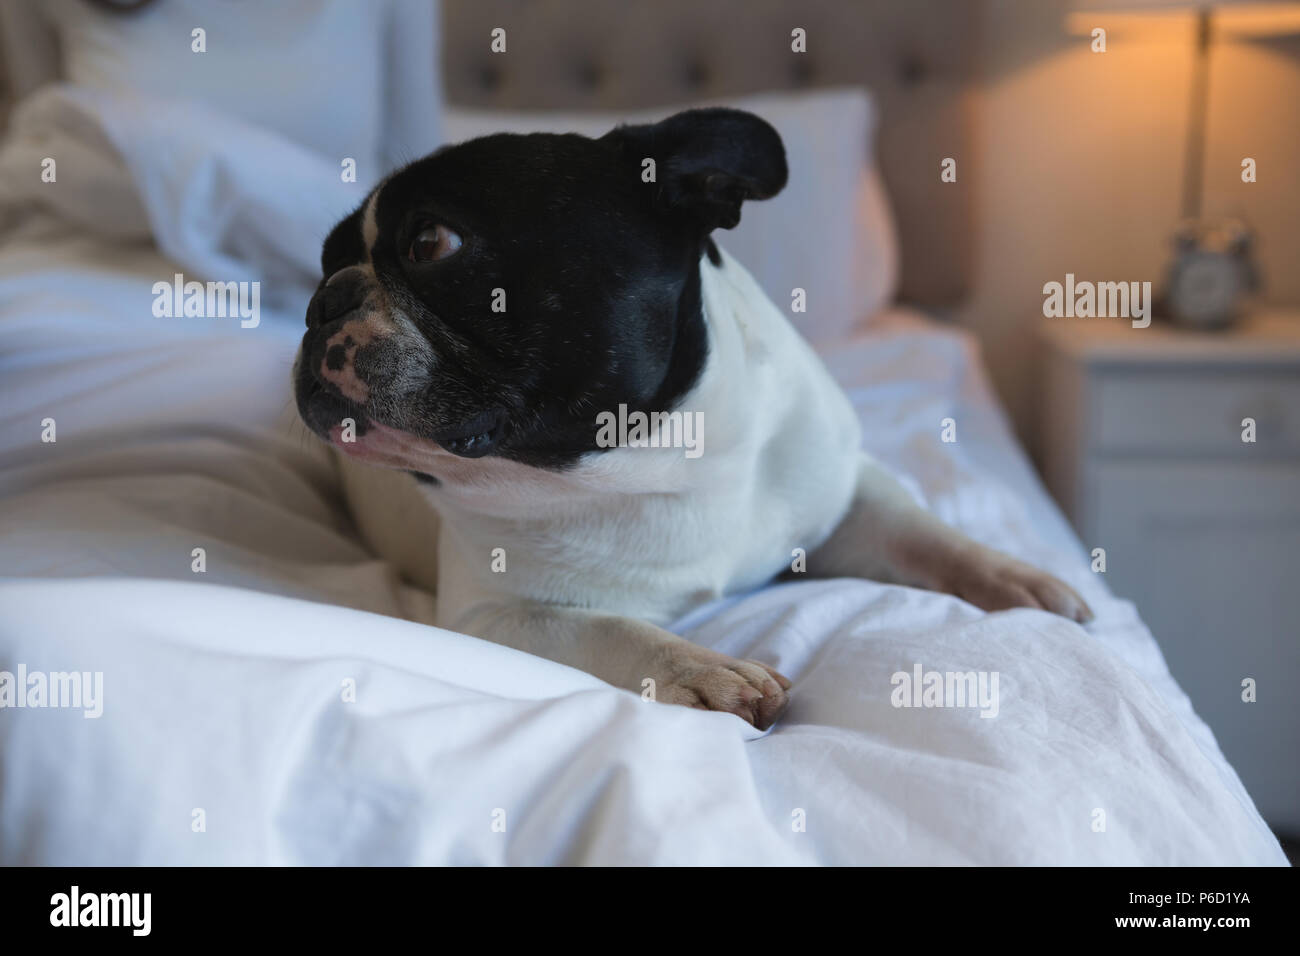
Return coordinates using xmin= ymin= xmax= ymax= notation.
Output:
xmin=305 ymin=266 xmax=370 ymax=330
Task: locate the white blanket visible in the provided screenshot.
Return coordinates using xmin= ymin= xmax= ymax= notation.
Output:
xmin=0 ymin=85 xmax=1285 ymax=865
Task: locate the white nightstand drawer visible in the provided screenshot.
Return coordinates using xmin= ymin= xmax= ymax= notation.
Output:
xmin=1091 ymin=370 xmax=1300 ymax=455
xmin=1087 ymin=458 xmax=1300 ymax=830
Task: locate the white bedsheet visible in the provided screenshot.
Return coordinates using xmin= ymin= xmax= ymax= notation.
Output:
xmin=0 ymin=84 xmax=1286 ymax=865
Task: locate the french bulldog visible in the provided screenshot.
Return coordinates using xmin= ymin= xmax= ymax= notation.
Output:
xmin=294 ymin=108 xmax=1092 ymax=730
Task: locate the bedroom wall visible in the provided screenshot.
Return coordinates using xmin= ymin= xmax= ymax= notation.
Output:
xmin=961 ymin=0 xmax=1300 ymax=459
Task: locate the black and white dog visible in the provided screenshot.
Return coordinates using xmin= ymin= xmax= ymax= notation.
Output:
xmin=294 ymin=108 xmax=1090 ymax=730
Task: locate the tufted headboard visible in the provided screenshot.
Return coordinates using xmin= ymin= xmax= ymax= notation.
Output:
xmin=440 ymin=0 xmax=981 ymax=308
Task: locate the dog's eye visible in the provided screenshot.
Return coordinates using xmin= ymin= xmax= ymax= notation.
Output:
xmin=408 ymin=225 xmax=462 ymax=263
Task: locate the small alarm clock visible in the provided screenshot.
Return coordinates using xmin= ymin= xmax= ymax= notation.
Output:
xmin=1162 ymin=218 xmax=1258 ymax=330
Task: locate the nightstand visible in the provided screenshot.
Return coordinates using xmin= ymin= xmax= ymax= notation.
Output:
xmin=1040 ymin=311 xmax=1300 ymax=833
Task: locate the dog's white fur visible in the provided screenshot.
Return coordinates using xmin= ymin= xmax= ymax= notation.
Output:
xmin=333 ymin=249 xmax=1090 ymax=725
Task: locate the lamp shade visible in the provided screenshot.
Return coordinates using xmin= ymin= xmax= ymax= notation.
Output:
xmin=1072 ymin=0 xmax=1209 ymax=8
xmin=1070 ymin=0 xmax=1300 ymax=35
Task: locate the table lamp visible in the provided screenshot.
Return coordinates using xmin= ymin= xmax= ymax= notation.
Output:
xmin=1070 ymin=0 xmax=1300 ymax=327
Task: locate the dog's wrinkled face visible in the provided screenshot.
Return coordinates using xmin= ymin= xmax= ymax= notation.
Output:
xmin=294 ymin=108 xmax=786 ymax=473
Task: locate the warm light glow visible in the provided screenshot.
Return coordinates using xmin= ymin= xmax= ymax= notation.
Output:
xmin=1217 ymin=2 xmax=1300 ymax=34
xmin=1068 ymin=1 xmax=1300 ymax=36
xmin=1067 ymin=10 xmax=1192 ymax=37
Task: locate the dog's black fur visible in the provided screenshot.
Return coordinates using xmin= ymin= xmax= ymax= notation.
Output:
xmin=295 ymin=108 xmax=787 ymax=470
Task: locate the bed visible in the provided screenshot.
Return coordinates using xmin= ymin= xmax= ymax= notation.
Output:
xmin=0 ymin=0 xmax=1286 ymax=865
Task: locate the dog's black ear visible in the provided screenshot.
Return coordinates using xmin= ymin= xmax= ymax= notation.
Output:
xmin=605 ymin=108 xmax=787 ymax=232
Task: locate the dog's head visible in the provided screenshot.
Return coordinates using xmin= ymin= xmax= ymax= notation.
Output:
xmin=294 ymin=108 xmax=786 ymax=473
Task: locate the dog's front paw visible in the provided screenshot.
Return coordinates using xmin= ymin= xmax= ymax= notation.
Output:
xmin=650 ymin=643 xmax=792 ymax=730
xmin=949 ymin=548 xmax=1094 ymax=624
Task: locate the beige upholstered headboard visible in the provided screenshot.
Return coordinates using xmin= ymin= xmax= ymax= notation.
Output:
xmin=441 ymin=0 xmax=981 ymax=308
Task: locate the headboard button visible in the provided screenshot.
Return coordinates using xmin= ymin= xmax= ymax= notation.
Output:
xmin=575 ymin=61 xmax=603 ymax=90
xmin=683 ymin=60 xmax=709 ymax=90
xmin=477 ymin=64 xmax=502 ymax=92
xmin=790 ymin=59 xmax=813 ymax=86
xmin=900 ymin=55 xmax=927 ymax=86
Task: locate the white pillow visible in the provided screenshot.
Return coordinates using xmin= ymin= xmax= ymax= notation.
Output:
xmin=4 ymin=0 xmax=443 ymax=176
xmin=442 ymin=87 xmax=900 ymax=342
